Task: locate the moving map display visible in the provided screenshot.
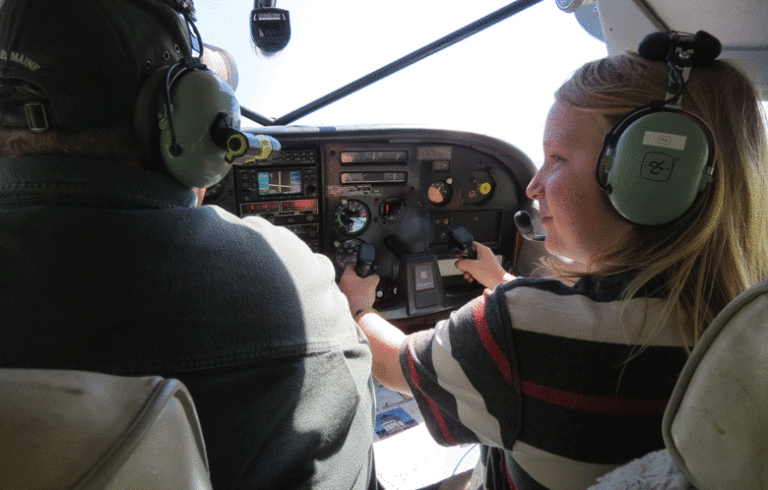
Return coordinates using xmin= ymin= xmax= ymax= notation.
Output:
xmin=257 ymin=170 xmax=303 ymax=196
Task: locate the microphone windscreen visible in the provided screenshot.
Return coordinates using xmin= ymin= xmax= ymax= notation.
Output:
xmin=638 ymin=32 xmax=671 ymax=61
xmin=513 ymin=211 xmax=534 ymax=235
xmin=692 ymin=30 xmax=722 ymax=66
xmin=638 ymin=30 xmax=721 ymax=66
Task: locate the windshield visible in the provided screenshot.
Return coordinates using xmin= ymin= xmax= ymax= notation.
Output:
xmin=193 ymin=1 xmax=608 ymax=164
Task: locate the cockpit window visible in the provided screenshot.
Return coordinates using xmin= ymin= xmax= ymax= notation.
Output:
xmin=194 ymin=1 xmax=607 ymax=164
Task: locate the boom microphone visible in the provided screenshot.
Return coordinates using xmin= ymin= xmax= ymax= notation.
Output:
xmin=209 ymin=113 xmax=281 ymax=163
xmin=514 ymin=210 xmax=545 ymax=242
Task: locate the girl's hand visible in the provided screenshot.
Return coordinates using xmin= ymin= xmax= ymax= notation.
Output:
xmin=454 ymin=242 xmax=514 ymax=289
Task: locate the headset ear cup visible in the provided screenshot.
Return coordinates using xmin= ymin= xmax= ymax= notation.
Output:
xmin=134 ymin=67 xmax=172 ymax=175
xmin=158 ymin=69 xmax=240 ymax=188
xmin=134 ymin=64 xmax=241 ymax=189
xmin=602 ymin=109 xmax=713 ymax=226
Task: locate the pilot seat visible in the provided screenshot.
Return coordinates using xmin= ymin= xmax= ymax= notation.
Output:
xmin=0 ymin=369 xmax=212 ymax=490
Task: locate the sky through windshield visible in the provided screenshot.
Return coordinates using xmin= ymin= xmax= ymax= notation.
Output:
xmin=193 ymin=1 xmax=608 ymax=165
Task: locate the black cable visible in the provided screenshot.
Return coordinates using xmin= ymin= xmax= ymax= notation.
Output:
xmin=185 ymin=11 xmax=205 ymax=58
xmin=164 ymin=62 xmax=183 ymax=156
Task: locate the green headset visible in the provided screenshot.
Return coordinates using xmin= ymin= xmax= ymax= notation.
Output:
xmin=134 ymin=55 xmax=253 ymax=189
xmin=132 ymin=4 xmax=277 ymax=190
xmin=596 ymin=31 xmax=721 ymax=226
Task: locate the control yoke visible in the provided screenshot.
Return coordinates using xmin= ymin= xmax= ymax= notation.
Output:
xmin=448 ymin=226 xmax=477 ymax=259
xmin=356 ymin=242 xmax=378 ymax=278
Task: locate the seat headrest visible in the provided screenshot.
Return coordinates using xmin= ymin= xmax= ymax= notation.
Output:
xmin=0 ymin=369 xmax=211 ymax=490
xmin=662 ymin=280 xmax=768 ymax=490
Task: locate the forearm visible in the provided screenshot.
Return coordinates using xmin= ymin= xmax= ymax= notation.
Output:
xmin=356 ymin=311 xmax=412 ymax=396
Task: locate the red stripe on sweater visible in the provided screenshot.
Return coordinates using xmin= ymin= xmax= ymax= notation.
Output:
xmin=474 ymin=291 xmax=513 ymax=384
xmin=503 ymin=456 xmax=519 ymax=490
xmin=521 ymin=380 xmax=668 ymax=415
xmin=406 ymin=347 xmax=457 ymax=444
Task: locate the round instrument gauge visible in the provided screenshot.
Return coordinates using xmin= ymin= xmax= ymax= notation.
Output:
xmin=334 ymin=239 xmax=363 ymax=270
xmin=380 ymin=196 xmax=407 ymax=222
xmin=465 ymin=170 xmax=495 ymax=205
xmin=332 ymin=199 xmax=371 ymax=236
xmin=427 ymin=180 xmax=453 ymax=206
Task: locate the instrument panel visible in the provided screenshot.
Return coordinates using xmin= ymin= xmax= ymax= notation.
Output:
xmin=204 ymin=127 xmax=538 ymax=320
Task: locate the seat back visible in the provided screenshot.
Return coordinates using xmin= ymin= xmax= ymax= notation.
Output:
xmin=0 ymin=369 xmax=212 ymax=490
xmin=663 ymin=279 xmax=768 ymax=490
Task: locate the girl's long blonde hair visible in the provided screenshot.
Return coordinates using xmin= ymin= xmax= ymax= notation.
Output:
xmin=554 ymin=52 xmax=768 ymax=348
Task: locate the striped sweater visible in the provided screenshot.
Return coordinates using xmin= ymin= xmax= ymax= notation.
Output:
xmin=399 ymin=273 xmax=689 ymax=490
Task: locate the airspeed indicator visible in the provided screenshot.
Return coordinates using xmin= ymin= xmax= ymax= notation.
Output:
xmin=332 ymin=199 xmax=371 ymax=236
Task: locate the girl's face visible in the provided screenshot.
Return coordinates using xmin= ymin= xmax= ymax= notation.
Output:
xmin=526 ymin=101 xmax=635 ymax=270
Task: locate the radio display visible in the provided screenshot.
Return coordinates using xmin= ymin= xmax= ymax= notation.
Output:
xmin=257 ymin=170 xmax=302 ymax=196
xmin=243 ymin=202 xmax=280 ymax=214
xmin=282 ymin=199 xmax=318 ymax=212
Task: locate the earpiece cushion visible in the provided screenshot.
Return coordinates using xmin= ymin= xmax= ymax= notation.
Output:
xmin=134 ymin=67 xmax=172 ymax=176
xmin=134 ymin=65 xmax=241 ymax=188
xmin=602 ymin=110 xmax=713 ymax=226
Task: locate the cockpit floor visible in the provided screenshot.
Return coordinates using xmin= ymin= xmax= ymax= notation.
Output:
xmin=374 ymin=380 xmax=479 ymax=490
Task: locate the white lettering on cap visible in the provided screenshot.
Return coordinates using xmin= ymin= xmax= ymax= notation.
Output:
xmin=8 ymin=51 xmax=41 ymax=71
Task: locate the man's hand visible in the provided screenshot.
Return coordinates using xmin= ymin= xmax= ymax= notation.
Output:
xmin=339 ymin=266 xmax=380 ymax=315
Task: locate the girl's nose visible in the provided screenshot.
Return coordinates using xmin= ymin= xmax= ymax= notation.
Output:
xmin=526 ymin=170 xmax=544 ymax=200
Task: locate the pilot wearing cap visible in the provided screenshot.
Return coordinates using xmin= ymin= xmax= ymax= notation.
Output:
xmin=0 ymin=1 xmax=377 ymax=489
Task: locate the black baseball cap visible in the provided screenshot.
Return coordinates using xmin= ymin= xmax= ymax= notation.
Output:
xmin=0 ymin=0 xmax=196 ymax=131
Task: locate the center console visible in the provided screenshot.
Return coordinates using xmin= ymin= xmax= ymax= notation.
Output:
xmin=235 ymin=150 xmax=322 ymax=252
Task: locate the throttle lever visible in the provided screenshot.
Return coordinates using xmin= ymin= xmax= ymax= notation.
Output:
xmin=356 ymin=242 xmax=378 ymax=277
xmin=449 ymin=226 xmax=477 ymax=260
